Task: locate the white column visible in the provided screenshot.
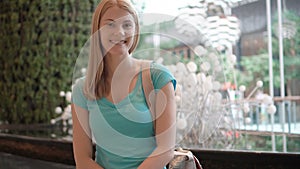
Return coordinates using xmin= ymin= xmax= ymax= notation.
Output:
xmin=266 ymin=0 xmax=276 ymax=152
xmin=277 ymin=0 xmax=287 ymax=152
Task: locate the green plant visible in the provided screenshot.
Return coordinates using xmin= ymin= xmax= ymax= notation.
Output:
xmin=237 ymin=10 xmax=300 ymax=95
xmin=0 ymin=0 xmax=98 ymax=124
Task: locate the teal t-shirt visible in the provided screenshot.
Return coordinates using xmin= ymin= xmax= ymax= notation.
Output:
xmin=72 ymin=62 xmax=176 ymax=169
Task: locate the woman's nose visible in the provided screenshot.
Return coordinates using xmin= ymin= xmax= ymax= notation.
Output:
xmin=113 ymin=25 xmax=125 ymax=36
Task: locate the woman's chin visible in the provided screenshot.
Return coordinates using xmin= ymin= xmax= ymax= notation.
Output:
xmin=107 ymin=48 xmax=129 ymax=57
xmin=105 ymin=43 xmax=129 ymax=54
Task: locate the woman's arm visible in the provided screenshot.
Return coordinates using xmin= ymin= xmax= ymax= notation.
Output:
xmin=138 ymin=82 xmax=176 ymax=169
xmin=71 ymin=104 xmax=104 ymax=169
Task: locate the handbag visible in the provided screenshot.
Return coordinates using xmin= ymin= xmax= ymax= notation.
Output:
xmin=169 ymin=148 xmax=203 ymax=169
xmin=140 ymin=60 xmax=203 ymax=169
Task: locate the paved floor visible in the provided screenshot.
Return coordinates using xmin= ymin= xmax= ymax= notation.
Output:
xmin=0 ymin=152 xmax=75 ymax=169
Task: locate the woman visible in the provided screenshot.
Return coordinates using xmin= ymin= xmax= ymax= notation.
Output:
xmin=71 ymin=0 xmax=176 ymax=168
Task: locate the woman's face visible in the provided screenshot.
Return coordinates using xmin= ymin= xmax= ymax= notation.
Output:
xmin=100 ymin=6 xmax=136 ymax=57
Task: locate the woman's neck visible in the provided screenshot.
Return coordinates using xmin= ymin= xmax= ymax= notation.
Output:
xmin=104 ymin=54 xmax=137 ymax=79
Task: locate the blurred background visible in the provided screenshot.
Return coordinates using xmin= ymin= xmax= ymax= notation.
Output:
xmin=0 ymin=0 xmax=300 ymax=168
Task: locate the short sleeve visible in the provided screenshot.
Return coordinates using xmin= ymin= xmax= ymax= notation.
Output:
xmin=150 ymin=62 xmax=176 ymax=91
xmin=71 ymin=77 xmax=88 ymax=110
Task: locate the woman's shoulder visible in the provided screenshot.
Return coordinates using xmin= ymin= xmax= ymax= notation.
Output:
xmin=74 ymin=76 xmax=85 ymax=85
xmin=150 ymin=61 xmax=164 ymax=68
xmin=150 ymin=61 xmax=174 ymax=77
xmin=72 ymin=76 xmax=86 ymax=92
xmin=150 ymin=61 xmax=176 ymax=90
xmin=71 ymin=76 xmax=89 ymax=108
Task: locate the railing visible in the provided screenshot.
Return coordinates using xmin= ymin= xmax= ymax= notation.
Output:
xmin=235 ymin=96 xmax=300 ymax=133
xmin=230 ymin=96 xmax=300 ymax=152
xmin=273 ymin=96 xmax=300 ymax=134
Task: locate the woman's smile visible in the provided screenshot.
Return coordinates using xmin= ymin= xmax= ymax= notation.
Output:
xmin=109 ymin=39 xmax=127 ymax=45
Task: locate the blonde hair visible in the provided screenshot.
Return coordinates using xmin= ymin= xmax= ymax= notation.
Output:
xmin=84 ymin=0 xmax=140 ymax=100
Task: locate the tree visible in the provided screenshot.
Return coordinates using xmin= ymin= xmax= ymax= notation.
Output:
xmin=272 ymin=10 xmax=300 ymax=96
xmin=238 ymin=10 xmax=300 ymax=96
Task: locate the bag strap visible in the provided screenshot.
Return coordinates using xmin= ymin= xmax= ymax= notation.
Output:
xmin=140 ymin=60 xmax=157 ymax=131
xmin=193 ymin=156 xmax=203 ymax=169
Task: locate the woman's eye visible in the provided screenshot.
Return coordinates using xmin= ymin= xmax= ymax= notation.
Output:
xmin=107 ymin=22 xmax=115 ymax=27
xmin=123 ymin=22 xmax=133 ymax=29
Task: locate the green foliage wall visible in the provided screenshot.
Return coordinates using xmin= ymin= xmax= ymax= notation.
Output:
xmin=0 ymin=0 xmax=99 ymax=124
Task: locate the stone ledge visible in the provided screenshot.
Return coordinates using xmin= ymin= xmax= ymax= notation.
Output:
xmin=1 ymin=133 xmax=299 ymax=169
xmin=192 ymin=149 xmax=300 ymax=169
xmin=0 ymin=133 xmax=75 ymax=165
